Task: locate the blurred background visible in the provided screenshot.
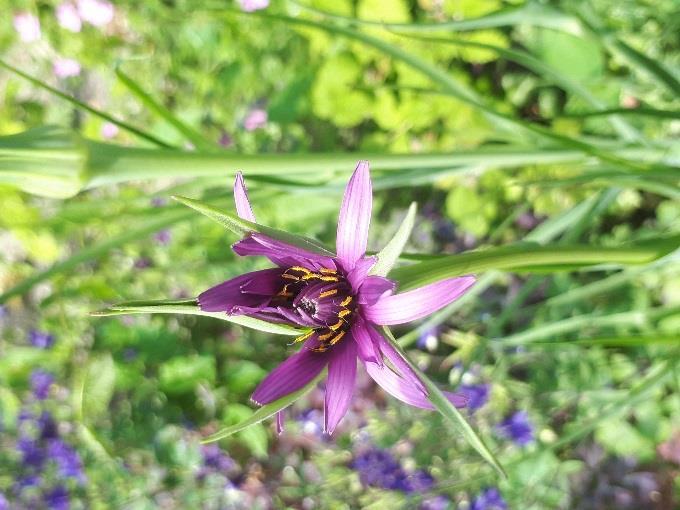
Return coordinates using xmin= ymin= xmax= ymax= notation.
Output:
xmin=1 ymin=0 xmax=679 ymax=508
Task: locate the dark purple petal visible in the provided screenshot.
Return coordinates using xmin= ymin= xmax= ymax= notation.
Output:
xmin=324 ymin=339 xmax=357 ymax=434
xmin=336 ymin=161 xmax=372 ymax=271
xmin=364 ymin=362 xmax=467 ymax=409
xmin=364 ymin=276 xmax=476 ymax=325
xmin=198 ymin=268 xmax=284 ymax=313
xmin=251 ymin=336 xmax=330 ymax=405
xmin=357 ymin=276 xmax=396 ymax=306
xmin=233 ymin=233 xmax=336 ymax=270
xmin=351 ymin=318 xmax=381 ymax=366
xmin=234 ymin=171 xmax=256 ymax=221
xmin=346 ymin=255 xmax=376 ymax=290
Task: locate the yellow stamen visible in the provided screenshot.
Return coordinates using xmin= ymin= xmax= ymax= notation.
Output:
xmin=318 ymin=331 xmax=334 ymax=341
xmin=301 ymin=273 xmax=321 ymax=281
xmin=338 ymin=309 xmax=351 ymax=318
xmin=329 ymin=320 xmax=344 ymax=331
xmin=319 ymin=268 xmax=337 ymax=275
xmin=290 ymin=266 xmax=311 ymax=274
xmin=291 ymin=330 xmax=315 ymax=345
xmin=319 ymin=289 xmax=338 ymax=299
xmin=340 ymin=296 xmax=353 ymax=307
xmin=329 ymin=330 xmax=346 ymax=346
xmin=282 ymin=274 xmax=299 ymax=281
xmin=318 ymin=275 xmax=340 ymax=282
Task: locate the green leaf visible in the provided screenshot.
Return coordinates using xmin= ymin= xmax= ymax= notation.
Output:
xmin=78 ymin=354 xmax=116 ymax=423
xmin=370 ymin=202 xmax=416 ymax=277
xmin=92 ymin=298 xmax=305 ymax=337
xmin=172 ymin=195 xmax=336 ymax=256
xmin=159 ymin=355 xmax=216 ymax=394
xmin=379 ymin=327 xmax=506 ymax=478
xmin=202 ymin=370 xmax=326 ymax=443
xmin=391 ymin=235 xmax=680 ymax=291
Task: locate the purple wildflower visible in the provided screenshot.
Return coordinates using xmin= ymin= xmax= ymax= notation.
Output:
xmin=56 ymin=3 xmax=82 ymax=32
xmin=402 ymin=470 xmax=435 ymax=493
xmin=154 ymin=229 xmax=172 ymax=245
xmin=101 ymin=122 xmax=119 ymax=139
xmin=53 ymin=58 xmax=81 ymax=78
xmin=30 ymin=370 xmax=54 ymax=400
xmin=297 ymin=409 xmax=324 ymax=437
xmin=77 ymin=0 xmax=113 ymax=27
xmin=351 ymin=448 xmax=406 ymax=490
xmin=421 ymin=495 xmax=451 ymax=510
xmin=48 ymin=439 xmax=86 ymax=482
xmin=497 ymin=411 xmax=534 ymax=446
xmin=44 ymin=485 xmax=70 ymax=510
xmin=17 ymin=437 xmax=45 ymax=468
xmin=0 ymin=492 xmax=8 ymax=510
xmin=29 ymin=329 xmax=55 ymax=349
xmin=243 ymin=108 xmax=268 ymax=131
xmin=201 ymin=444 xmax=235 ymax=473
xmin=38 ymin=411 xmax=59 ymax=440
xmin=237 ymin=0 xmax=269 ymax=13
xmin=218 ymin=131 xmax=233 ymax=147
xmin=417 ymin=326 xmax=438 ymax=351
xmin=13 ymin=12 xmax=41 ymax=42
xmin=459 ymin=384 xmax=490 ymax=412
xmin=198 ymin=162 xmax=475 ymax=433
xmin=470 ymin=487 xmax=507 ymax=510
xmin=15 ymin=474 xmax=41 ymax=490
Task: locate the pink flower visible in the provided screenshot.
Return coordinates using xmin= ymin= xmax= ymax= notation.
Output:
xmin=56 ymin=3 xmax=82 ymax=32
xmin=77 ymin=0 xmax=114 ymax=27
xmin=243 ymin=108 xmax=268 ymax=131
xmin=237 ymin=0 xmax=269 ymax=12
xmin=13 ymin=12 xmax=41 ymax=43
xmin=101 ymin=122 xmax=119 ymax=139
xmin=199 ymin=162 xmax=475 ymax=433
xmin=53 ymin=58 xmax=81 ymax=78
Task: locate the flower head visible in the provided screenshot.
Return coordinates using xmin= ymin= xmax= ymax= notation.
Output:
xmin=29 ymin=329 xmax=55 ymax=349
xmin=243 ymin=108 xmax=268 ymax=131
xmin=44 ymin=485 xmax=70 ymax=510
xmin=56 ymin=3 xmax=82 ymax=32
xmin=30 ymin=370 xmax=54 ymax=400
xmin=0 ymin=492 xmax=8 ymax=510
xmin=199 ymin=162 xmax=475 ymax=433
xmin=460 ymin=383 xmax=490 ymax=412
xmin=77 ymin=0 xmax=114 ymax=27
xmin=470 ymin=487 xmax=507 ymax=510
xmin=497 ymin=410 xmax=534 ymax=446
xmin=13 ymin=12 xmax=41 ymax=42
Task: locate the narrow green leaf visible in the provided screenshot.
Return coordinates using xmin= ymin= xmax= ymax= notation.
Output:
xmin=202 ymin=370 xmax=326 ymax=443
xmin=380 ymin=327 xmax=506 ymax=478
xmin=116 ymin=67 xmax=214 ymax=150
xmin=171 ymin=195 xmax=336 ymax=256
xmin=370 ymin=202 xmax=416 ymax=277
xmin=93 ymin=299 xmax=304 ymax=336
xmin=531 ymin=335 xmax=680 ymax=347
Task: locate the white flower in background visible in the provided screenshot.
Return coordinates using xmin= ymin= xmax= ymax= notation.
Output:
xmin=53 ymin=58 xmax=82 ymax=78
xmin=237 ymin=0 xmax=269 ymax=12
xmin=101 ymin=122 xmax=120 ymax=139
xmin=56 ymin=2 xmax=82 ymax=32
xmin=13 ymin=12 xmax=41 ymax=42
xmin=77 ymin=0 xmax=114 ymax=27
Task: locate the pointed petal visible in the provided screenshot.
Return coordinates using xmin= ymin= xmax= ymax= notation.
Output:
xmin=364 ymin=276 xmax=476 ymax=325
xmin=336 ymin=161 xmax=372 ymax=270
xmin=358 ymin=276 xmax=396 ymax=306
xmin=346 ymin=256 xmax=376 ymax=290
xmin=373 ymin=328 xmax=426 ymax=394
xmin=351 ymin=317 xmax=382 ymax=366
xmin=276 ymin=411 xmax=285 ymax=435
xmin=324 ymin=339 xmax=357 ymax=434
xmin=365 ymin=362 xmax=467 ymax=409
xmin=251 ymin=337 xmax=330 ymax=405
xmin=198 ymin=268 xmax=284 ymax=313
xmin=233 ymin=233 xmax=337 ymax=270
xmin=234 ymin=171 xmax=256 ymax=222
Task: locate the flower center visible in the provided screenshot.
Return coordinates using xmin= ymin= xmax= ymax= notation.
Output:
xmin=277 ymin=266 xmax=355 ymax=352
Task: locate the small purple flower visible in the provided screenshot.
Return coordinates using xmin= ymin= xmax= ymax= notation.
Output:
xmin=44 ymin=485 xmax=70 ymax=510
xmin=29 ymin=329 xmax=55 ymax=349
xmin=243 ymin=108 xmax=268 ymax=131
xmin=154 ymin=229 xmax=172 ymax=245
xmin=470 ymin=487 xmax=507 ymax=510
xmin=38 ymin=411 xmax=59 ymax=440
xmin=0 ymin=492 xmax=8 ymax=510
xmin=459 ymin=384 xmax=490 ymax=412
xmin=31 ymin=370 xmax=55 ymax=400
xmin=201 ymin=444 xmax=236 ymax=472
xmin=297 ymin=409 xmax=324 ymax=437
xmin=497 ymin=411 xmax=534 ymax=446
xmin=237 ymin=0 xmax=269 ymax=13
xmin=218 ymin=131 xmax=233 ymax=148
xmin=351 ymin=448 xmax=405 ymax=490
xmin=402 ymin=470 xmax=435 ymax=493
xmin=48 ymin=439 xmax=86 ymax=482
xmin=421 ymin=495 xmax=451 ymax=510
xmin=17 ymin=437 xmax=45 ymax=468
xmin=13 ymin=12 xmax=41 ymax=42
xmin=417 ymin=326 xmax=438 ymax=350
xmin=15 ymin=474 xmax=41 ymax=490
xmin=77 ymin=0 xmax=114 ymax=27
xmin=56 ymin=2 xmax=82 ymax=32
xmin=53 ymin=58 xmax=81 ymax=79
xmin=198 ymin=162 xmax=475 ymax=433
xmin=101 ymin=121 xmax=119 ymax=139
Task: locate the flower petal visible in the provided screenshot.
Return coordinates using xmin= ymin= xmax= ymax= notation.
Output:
xmin=373 ymin=329 xmax=426 ymax=394
xmin=233 ymin=233 xmax=337 ymax=270
xmin=346 ymin=256 xmax=376 ymax=290
xmin=198 ymin=268 xmax=284 ymax=313
xmin=364 ymin=276 xmax=476 ymax=325
xmin=234 ymin=171 xmax=256 ymax=222
xmin=324 ymin=339 xmax=358 ymax=434
xmin=276 ymin=411 xmax=285 ymax=435
xmin=358 ymin=276 xmax=396 ymax=306
xmin=351 ymin=317 xmax=382 ymax=366
xmin=364 ymin=362 xmax=467 ymax=409
xmin=336 ymin=161 xmax=372 ymax=271
xmin=251 ymin=337 xmax=330 ymax=405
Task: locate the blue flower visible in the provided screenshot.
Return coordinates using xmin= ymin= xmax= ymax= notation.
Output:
xmin=38 ymin=411 xmax=59 ymax=439
xmin=17 ymin=437 xmax=45 ymax=469
xmin=417 ymin=326 xmax=438 ymax=350
xmin=471 ymin=487 xmax=507 ymax=510
xmin=47 ymin=439 xmax=86 ymax=482
xmin=30 ymin=370 xmax=54 ymax=400
xmin=44 ymin=485 xmax=70 ymax=510
xmin=459 ymin=384 xmax=490 ymax=412
xmin=201 ymin=444 xmax=236 ymax=473
xmin=497 ymin=411 xmax=534 ymax=446
xmin=351 ymin=448 xmax=405 ymax=490
xmin=28 ymin=329 xmax=55 ymax=349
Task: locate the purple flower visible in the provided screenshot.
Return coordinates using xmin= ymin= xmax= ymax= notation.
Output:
xmin=56 ymin=3 xmax=82 ymax=32
xmin=53 ymin=58 xmax=81 ymax=78
xmin=77 ymin=0 xmax=113 ymax=27
xmin=351 ymin=448 xmax=405 ymax=490
xmin=421 ymin=495 xmax=451 ymax=510
xmin=31 ymin=370 xmax=54 ymax=400
xmin=237 ymin=0 xmax=269 ymax=12
xmin=101 ymin=122 xmax=119 ymax=139
xmin=47 ymin=439 xmax=86 ymax=482
xmin=13 ymin=12 xmax=41 ymax=42
xmin=15 ymin=474 xmax=41 ymax=490
xmin=198 ymin=162 xmax=475 ymax=433
xmin=218 ymin=131 xmax=233 ymax=148
xmin=470 ymin=487 xmax=507 ymax=510
xmin=201 ymin=444 xmax=235 ymax=472
xmin=497 ymin=411 xmax=534 ymax=446
xmin=459 ymin=384 xmax=490 ymax=412
xmin=29 ymin=329 xmax=55 ymax=349
xmin=154 ymin=229 xmax=172 ymax=245
xmin=297 ymin=409 xmax=324 ymax=437
xmin=243 ymin=108 xmax=268 ymax=131
xmin=17 ymin=437 xmax=45 ymax=468
xmin=38 ymin=411 xmax=59 ymax=440
xmin=44 ymin=485 xmax=70 ymax=510
xmin=402 ymin=470 xmax=435 ymax=493
xmin=0 ymin=492 xmax=8 ymax=510
xmin=417 ymin=326 xmax=438 ymax=350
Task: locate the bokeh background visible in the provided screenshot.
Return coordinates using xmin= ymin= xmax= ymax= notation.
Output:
xmin=1 ymin=0 xmax=679 ymax=508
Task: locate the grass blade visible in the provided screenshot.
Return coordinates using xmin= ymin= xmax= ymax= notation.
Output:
xmin=370 ymin=202 xmax=416 ymax=277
